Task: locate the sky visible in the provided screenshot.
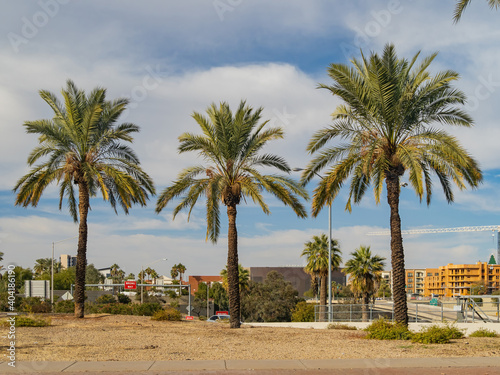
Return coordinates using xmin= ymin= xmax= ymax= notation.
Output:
xmin=1 ymin=0 xmax=500 ymax=279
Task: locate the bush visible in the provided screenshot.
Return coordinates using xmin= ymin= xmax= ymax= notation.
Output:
xmin=468 ymin=328 xmax=498 ymax=338
xmin=364 ymin=319 xmax=412 ymax=340
xmin=98 ymin=303 xmax=133 ymax=315
xmin=1 ymin=315 xmax=51 ymax=327
xmin=19 ymin=297 xmax=51 ymax=313
xmin=151 ymin=307 xmax=182 ymax=321
xmin=291 ymin=301 xmax=315 ymax=322
xmin=54 ymin=300 xmax=75 ymax=313
xmin=117 ymin=294 xmax=131 ymax=304
xmin=132 ymin=302 xmax=162 ymax=316
xmin=327 ymin=323 xmax=357 ymax=330
xmin=95 ymin=294 xmax=116 ymax=304
xmin=198 ymin=316 xmax=206 ymax=321
xmin=411 ymin=324 xmax=464 ymax=344
xmin=0 ymin=292 xmax=22 ymax=312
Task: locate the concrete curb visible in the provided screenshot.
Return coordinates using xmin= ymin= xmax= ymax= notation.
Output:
xmin=1 ymin=357 xmax=499 ymax=373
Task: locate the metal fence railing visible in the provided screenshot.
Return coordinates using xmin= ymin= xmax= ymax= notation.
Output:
xmin=314 ymin=300 xmax=500 ymax=323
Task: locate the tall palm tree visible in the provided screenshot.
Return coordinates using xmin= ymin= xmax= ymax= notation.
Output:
xmin=301 ymin=44 xmax=482 ymax=325
xmin=14 ymin=80 xmax=155 ymax=318
xmin=344 ymin=246 xmax=385 ymax=321
xmin=301 ymin=234 xmax=342 ymax=320
xmin=144 ymin=267 xmax=153 ymax=282
xmin=453 ymin=0 xmax=500 ymax=22
xmin=34 ymin=258 xmax=52 ymax=276
xmin=176 ymin=263 xmax=186 ymax=283
xmin=156 ymin=101 xmax=308 ymax=328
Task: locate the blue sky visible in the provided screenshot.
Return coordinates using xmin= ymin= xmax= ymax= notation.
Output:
xmin=1 ymin=0 xmax=500 ymax=279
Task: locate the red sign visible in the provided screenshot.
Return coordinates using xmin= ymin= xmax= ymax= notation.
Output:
xmin=185 ymin=316 xmax=194 ymax=320
xmin=216 ymin=311 xmax=229 ymax=315
xmin=124 ymin=281 xmax=137 ymax=290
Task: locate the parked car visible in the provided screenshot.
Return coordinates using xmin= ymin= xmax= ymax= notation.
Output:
xmin=207 ymin=314 xmax=230 ymax=322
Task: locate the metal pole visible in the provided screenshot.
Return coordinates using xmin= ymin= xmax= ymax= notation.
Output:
xmin=188 ymin=284 xmax=191 ymax=316
xmin=141 ymin=265 xmax=144 ymax=304
xmin=328 ymin=202 xmax=332 ymax=322
xmin=206 ymin=282 xmax=210 ymax=318
xmin=51 ymin=242 xmax=54 ymax=310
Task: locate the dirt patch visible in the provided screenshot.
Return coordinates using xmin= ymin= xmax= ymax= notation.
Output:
xmin=9 ymin=315 xmax=500 ymax=361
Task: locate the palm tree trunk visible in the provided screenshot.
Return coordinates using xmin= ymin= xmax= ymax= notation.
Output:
xmin=227 ymin=204 xmax=240 ymax=328
xmin=386 ymin=174 xmax=408 ymax=326
xmin=74 ymin=182 xmax=89 ymax=318
xmin=320 ymin=274 xmax=327 ymax=321
xmin=362 ymin=292 xmax=369 ymax=322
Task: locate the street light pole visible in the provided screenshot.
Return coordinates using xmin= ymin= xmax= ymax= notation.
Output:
xmin=293 ymin=168 xmax=333 ymax=322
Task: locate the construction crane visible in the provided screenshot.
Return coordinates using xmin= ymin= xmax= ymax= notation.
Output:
xmin=367 ymin=225 xmax=500 ymax=264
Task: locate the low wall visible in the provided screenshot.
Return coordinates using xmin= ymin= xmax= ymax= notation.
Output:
xmin=245 ymin=322 xmax=500 ymax=335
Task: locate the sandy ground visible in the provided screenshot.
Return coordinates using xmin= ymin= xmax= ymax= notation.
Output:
xmin=8 ymin=314 xmax=500 ymax=362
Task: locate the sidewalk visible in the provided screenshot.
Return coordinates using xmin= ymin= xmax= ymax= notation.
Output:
xmin=2 ymin=357 xmax=500 ymax=374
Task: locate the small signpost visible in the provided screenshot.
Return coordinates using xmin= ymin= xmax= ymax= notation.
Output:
xmin=216 ymin=311 xmax=229 ymax=315
xmin=124 ymin=281 xmax=137 ymax=290
xmin=185 ymin=316 xmax=194 ymax=320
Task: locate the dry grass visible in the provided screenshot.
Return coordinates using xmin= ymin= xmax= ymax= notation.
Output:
xmin=9 ymin=314 xmax=500 ymax=361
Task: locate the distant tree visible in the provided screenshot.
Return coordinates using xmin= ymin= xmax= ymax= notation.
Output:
xmin=85 ymin=264 xmax=105 ymax=284
xmin=0 ymin=267 xmax=33 ymax=293
xmin=170 ymin=266 xmax=179 ymax=281
xmin=176 ymin=263 xmax=186 ymax=283
xmin=301 ymin=234 xmax=342 ymax=319
xmin=33 ymin=258 xmax=52 ymax=276
xmin=210 ymin=282 xmax=229 ymax=311
xmin=241 ymin=271 xmax=300 ymax=322
xmin=125 ymin=273 xmax=135 ymax=280
xmin=221 ymin=264 xmax=250 ymax=293
xmin=344 ymin=246 xmax=385 ymax=321
xmin=377 ymin=279 xmax=392 ymax=299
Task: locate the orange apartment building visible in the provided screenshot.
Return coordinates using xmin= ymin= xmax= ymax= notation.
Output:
xmin=424 ymin=262 xmax=500 ymax=297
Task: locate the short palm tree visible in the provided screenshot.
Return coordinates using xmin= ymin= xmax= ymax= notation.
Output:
xmin=156 ymin=101 xmax=308 ymax=328
xmin=453 ymin=0 xmax=500 ymax=22
xmin=301 ymin=234 xmax=342 ymax=320
xmin=344 ymin=246 xmax=385 ymax=321
xmin=14 ymin=80 xmax=155 ymax=318
xmin=301 ymin=44 xmax=482 ymax=325
xmin=170 ymin=266 xmax=179 ymax=281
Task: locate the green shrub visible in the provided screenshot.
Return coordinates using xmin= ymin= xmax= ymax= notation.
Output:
xmin=117 ymin=294 xmax=131 ymax=304
xmin=151 ymin=307 xmax=182 ymax=321
xmin=1 ymin=315 xmax=51 ymax=327
xmin=0 ymin=292 xmax=22 ymax=312
xmin=95 ymin=294 xmax=116 ymax=304
xmin=198 ymin=316 xmax=206 ymax=321
xmin=468 ymin=328 xmax=498 ymax=338
xmin=54 ymin=300 xmax=75 ymax=313
xmin=411 ymin=324 xmax=464 ymax=344
xmin=19 ymin=297 xmax=51 ymax=313
xmin=132 ymin=302 xmax=162 ymax=316
xmin=98 ymin=303 xmax=133 ymax=315
xmin=365 ymin=319 xmax=412 ymax=340
xmin=291 ymin=301 xmax=315 ymax=322
xmin=327 ymin=323 xmax=357 ymax=330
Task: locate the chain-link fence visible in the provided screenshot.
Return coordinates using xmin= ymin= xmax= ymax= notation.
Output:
xmin=314 ymin=299 xmax=500 ymax=323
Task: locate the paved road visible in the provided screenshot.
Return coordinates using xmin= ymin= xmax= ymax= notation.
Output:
xmin=3 ymin=357 xmax=500 ymax=374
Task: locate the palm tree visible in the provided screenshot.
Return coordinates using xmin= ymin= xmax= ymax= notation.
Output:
xmin=301 ymin=44 xmax=482 ymax=325
xmin=221 ymin=264 xmax=250 ymax=293
xmin=301 ymin=234 xmax=342 ymax=320
xmin=144 ymin=267 xmax=153 ymax=282
xmin=453 ymin=0 xmax=500 ymax=22
xmin=344 ymin=246 xmax=385 ymax=321
xmin=33 ymin=258 xmax=52 ymax=276
xmin=156 ymin=101 xmax=308 ymax=328
xmin=176 ymin=263 xmax=186 ymax=283
xmin=14 ymin=80 xmax=155 ymax=318
xmin=170 ymin=266 xmax=179 ymax=281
